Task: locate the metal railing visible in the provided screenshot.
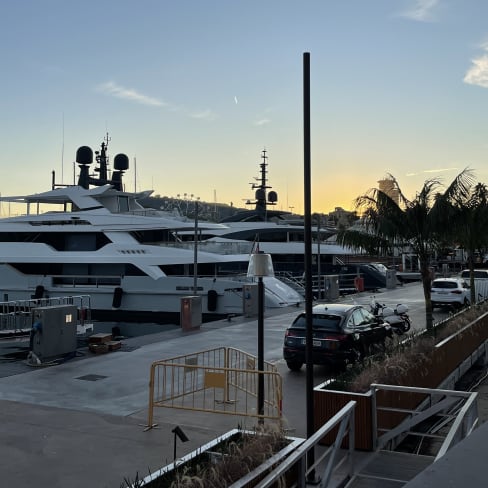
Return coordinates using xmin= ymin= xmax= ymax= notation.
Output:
xmin=146 ymin=347 xmax=282 ymax=429
xmin=371 ymin=383 xmax=479 ymax=460
xmin=248 ymin=401 xmax=357 ymax=488
xmin=0 ymin=295 xmax=92 ymax=333
xmin=51 ymin=274 xmax=122 ymax=287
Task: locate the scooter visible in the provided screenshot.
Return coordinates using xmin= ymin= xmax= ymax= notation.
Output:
xmin=370 ymin=298 xmax=411 ymax=335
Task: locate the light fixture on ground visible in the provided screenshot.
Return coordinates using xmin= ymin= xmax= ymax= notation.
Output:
xmin=172 ymin=425 xmax=189 ymax=462
xmin=248 ymin=252 xmax=273 ymax=423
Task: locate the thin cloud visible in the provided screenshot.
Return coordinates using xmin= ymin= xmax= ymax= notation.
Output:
xmin=406 ymin=167 xmax=458 ymax=176
xmin=97 ymin=81 xmax=167 ymax=107
xmin=190 ymin=109 xmax=217 ymax=121
xmin=398 ymin=0 xmax=439 ymax=22
xmin=464 ymin=43 xmax=488 ymax=88
xmin=97 ymin=81 xmax=219 ymax=121
xmin=254 ymin=118 xmax=271 ymax=126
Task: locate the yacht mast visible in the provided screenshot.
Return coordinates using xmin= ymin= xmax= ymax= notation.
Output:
xmin=249 ymin=149 xmax=278 ymax=220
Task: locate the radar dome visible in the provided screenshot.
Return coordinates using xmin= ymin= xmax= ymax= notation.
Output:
xmin=76 ymin=146 xmax=93 ymax=165
xmin=268 ymin=191 xmax=278 ymax=203
xmin=114 ymin=153 xmax=129 ymax=171
xmin=255 ymin=189 xmax=266 ymax=201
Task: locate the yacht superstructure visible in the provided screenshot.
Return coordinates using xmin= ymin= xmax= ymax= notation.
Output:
xmin=0 ymin=139 xmax=303 ymax=323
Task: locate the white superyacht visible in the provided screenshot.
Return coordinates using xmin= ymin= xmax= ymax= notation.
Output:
xmin=0 ymin=139 xmax=303 ymax=323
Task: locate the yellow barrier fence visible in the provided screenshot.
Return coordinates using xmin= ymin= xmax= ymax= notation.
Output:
xmin=146 ymin=347 xmax=282 ymax=429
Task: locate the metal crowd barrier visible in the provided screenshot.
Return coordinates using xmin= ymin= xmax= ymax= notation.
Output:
xmin=0 ymin=295 xmax=92 ymax=333
xmin=146 ymin=347 xmax=282 ymax=429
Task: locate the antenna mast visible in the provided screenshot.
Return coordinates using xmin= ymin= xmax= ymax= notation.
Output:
xmin=134 ymin=156 xmax=137 ymax=193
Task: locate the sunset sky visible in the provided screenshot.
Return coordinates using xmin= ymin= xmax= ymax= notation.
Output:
xmin=1 ymin=1 xmax=488 ymax=215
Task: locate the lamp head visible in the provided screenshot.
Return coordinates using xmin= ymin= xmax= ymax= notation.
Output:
xmin=248 ymin=253 xmax=274 ymax=277
xmin=172 ymin=425 xmax=189 ymax=442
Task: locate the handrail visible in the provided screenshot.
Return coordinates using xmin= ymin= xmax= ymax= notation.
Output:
xmin=435 ymin=390 xmax=479 ymax=460
xmin=370 ymin=383 xmax=478 ymax=459
xmin=252 ymin=400 xmax=357 ymax=488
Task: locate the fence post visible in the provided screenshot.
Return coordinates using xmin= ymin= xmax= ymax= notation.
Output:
xmin=145 ymin=364 xmax=157 ymax=431
xmin=224 ymin=347 xmax=231 ymax=403
xmin=371 ymin=384 xmax=378 ymax=450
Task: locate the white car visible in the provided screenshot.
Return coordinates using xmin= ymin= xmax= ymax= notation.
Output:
xmin=431 ymin=278 xmax=470 ymax=309
xmin=460 ymin=269 xmax=488 ymax=280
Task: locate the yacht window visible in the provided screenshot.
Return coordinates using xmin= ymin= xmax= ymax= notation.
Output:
xmin=118 ymin=196 xmax=130 ymax=212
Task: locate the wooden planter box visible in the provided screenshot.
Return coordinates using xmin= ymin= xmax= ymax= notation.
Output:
xmin=314 ymin=311 xmax=488 ymax=451
xmin=133 ymin=429 xmax=304 ymax=488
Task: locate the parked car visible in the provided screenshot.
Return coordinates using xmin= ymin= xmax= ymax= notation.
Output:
xmin=282 ymin=303 xmax=393 ymax=371
xmin=459 ymin=269 xmax=488 ymax=303
xmin=431 ymin=277 xmax=470 ymax=309
xmin=460 ymin=269 xmax=488 ymax=280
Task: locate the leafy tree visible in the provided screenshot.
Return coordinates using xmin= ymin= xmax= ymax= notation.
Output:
xmin=337 ymin=170 xmax=474 ymax=330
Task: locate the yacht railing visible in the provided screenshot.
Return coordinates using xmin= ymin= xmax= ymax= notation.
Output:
xmin=164 ymin=240 xmax=254 ymax=255
xmin=51 ymin=275 xmax=122 ymax=287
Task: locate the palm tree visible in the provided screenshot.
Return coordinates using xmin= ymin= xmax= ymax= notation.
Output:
xmin=434 ymin=180 xmax=488 ymax=303
xmin=338 ymin=170 xmax=474 ymax=330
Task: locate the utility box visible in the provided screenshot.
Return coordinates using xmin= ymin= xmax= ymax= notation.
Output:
xmin=31 ymin=305 xmax=77 ymax=361
xmin=386 ymin=270 xmax=397 ymax=289
xmin=324 ymin=275 xmax=340 ymax=301
xmin=243 ymin=283 xmax=259 ymax=317
xmin=180 ymin=296 xmax=202 ymax=331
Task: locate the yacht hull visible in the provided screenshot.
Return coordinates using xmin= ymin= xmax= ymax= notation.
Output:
xmin=0 ymin=265 xmax=302 ymax=324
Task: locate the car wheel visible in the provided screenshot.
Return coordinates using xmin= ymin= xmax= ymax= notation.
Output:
xmin=464 ymin=298 xmax=470 ymax=307
xmin=286 ymin=361 xmax=303 ymax=372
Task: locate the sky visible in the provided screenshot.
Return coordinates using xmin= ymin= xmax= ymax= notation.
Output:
xmin=1 ymin=0 xmax=488 ymax=215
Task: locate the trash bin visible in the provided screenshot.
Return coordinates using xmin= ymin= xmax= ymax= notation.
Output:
xmin=324 ymin=275 xmax=340 ymax=300
xmin=354 ymin=276 xmax=364 ymax=292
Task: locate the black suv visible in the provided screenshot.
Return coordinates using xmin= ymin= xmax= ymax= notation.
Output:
xmin=283 ymin=303 xmax=392 ymax=371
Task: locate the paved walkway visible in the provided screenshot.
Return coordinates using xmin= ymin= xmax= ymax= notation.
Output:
xmin=0 ymin=306 xmax=312 ymax=488
xmin=1 ymin=285 xmax=487 ymax=487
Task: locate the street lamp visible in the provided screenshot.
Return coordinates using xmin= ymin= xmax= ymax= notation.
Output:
xmin=249 ymin=252 xmax=273 ymax=423
xmin=193 ymin=197 xmax=200 ymax=294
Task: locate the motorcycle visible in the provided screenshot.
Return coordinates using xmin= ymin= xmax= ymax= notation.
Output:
xmin=370 ymin=298 xmax=411 ymax=335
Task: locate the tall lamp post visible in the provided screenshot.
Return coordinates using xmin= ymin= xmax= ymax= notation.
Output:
xmin=249 ymin=252 xmax=273 ymax=424
xmin=193 ymin=198 xmax=199 ymax=294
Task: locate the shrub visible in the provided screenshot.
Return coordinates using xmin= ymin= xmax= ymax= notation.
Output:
xmin=338 ymin=301 xmax=488 ymax=393
xmin=122 ymin=425 xmax=289 ymax=488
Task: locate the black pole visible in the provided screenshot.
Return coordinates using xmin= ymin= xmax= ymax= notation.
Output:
xmin=173 ymin=430 xmax=177 ymax=462
xmin=257 ymin=275 xmax=265 ymax=423
xmin=303 ymin=51 xmax=316 ymax=481
xmin=193 ymin=200 xmax=198 ymax=294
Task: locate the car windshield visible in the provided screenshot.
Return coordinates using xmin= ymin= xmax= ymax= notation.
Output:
xmin=432 ymin=281 xmax=458 ymax=289
xmin=292 ymin=314 xmax=342 ymax=332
